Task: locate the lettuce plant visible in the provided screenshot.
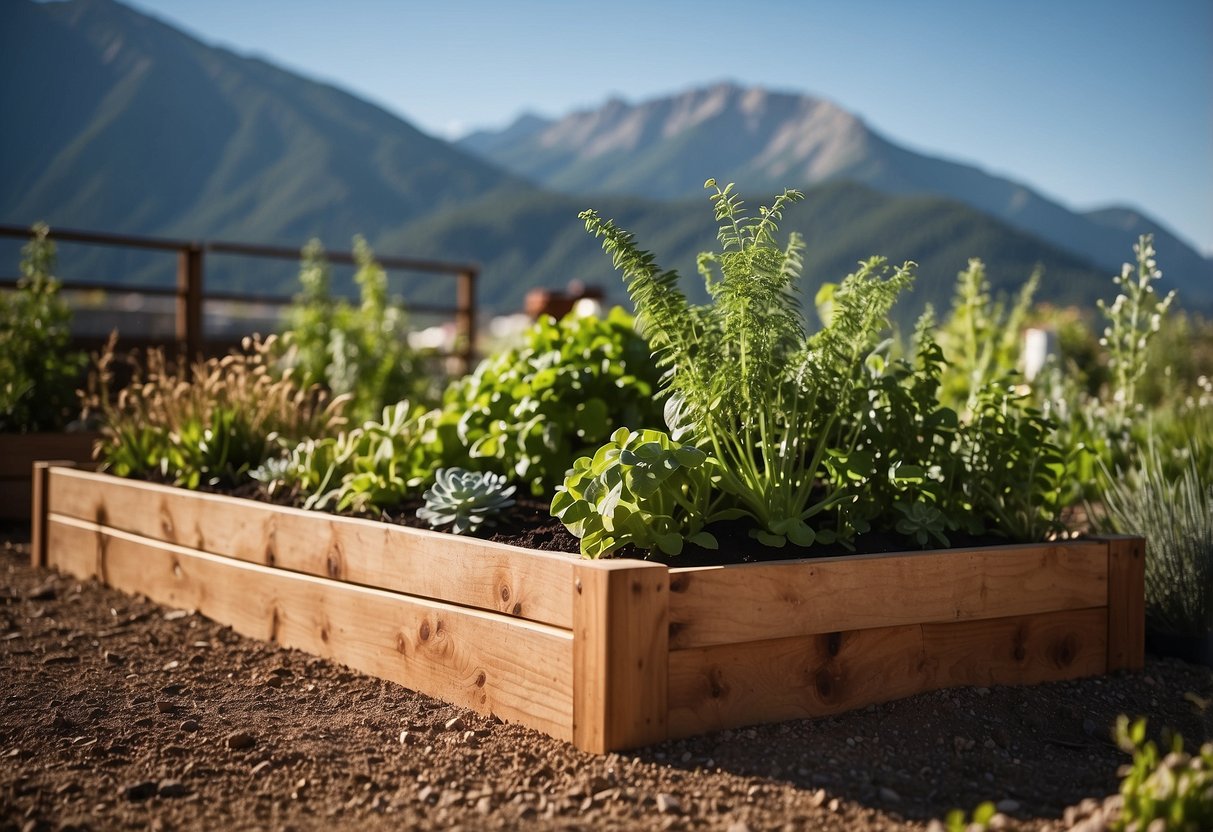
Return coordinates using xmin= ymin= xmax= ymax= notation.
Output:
xmin=551 ymin=427 xmax=727 ymax=558
xmin=434 ymin=306 xmax=663 ymax=496
xmin=580 ymin=181 xmax=912 ymax=549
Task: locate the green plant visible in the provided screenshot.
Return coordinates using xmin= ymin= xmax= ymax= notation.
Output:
xmin=943 ymin=801 xmax=998 ymax=832
xmin=416 ymin=468 xmax=516 ymax=534
xmin=276 ymin=237 xmax=437 ymax=421
xmin=0 ymin=223 xmax=87 ymax=432
xmin=86 ymin=336 xmax=346 ymax=489
xmin=253 ymin=401 xmax=438 ymax=514
xmin=580 ymin=181 xmax=914 ymax=550
xmin=1113 ymin=717 xmax=1213 ymax=831
xmin=937 ymin=257 xmax=1038 ymax=412
xmin=434 ymin=306 xmax=663 ymax=496
xmin=550 ymin=427 xmax=729 ymax=558
xmin=1099 ymin=442 xmax=1213 ymax=638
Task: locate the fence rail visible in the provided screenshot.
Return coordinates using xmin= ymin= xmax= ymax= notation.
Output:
xmin=0 ymin=223 xmax=479 ymax=374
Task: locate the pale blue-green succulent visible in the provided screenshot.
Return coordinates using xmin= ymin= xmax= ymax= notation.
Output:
xmin=417 ymin=468 xmax=516 ymax=534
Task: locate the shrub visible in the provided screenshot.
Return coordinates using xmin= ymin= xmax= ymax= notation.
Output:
xmin=0 ymin=223 xmax=87 ymax=432
xmin=1099 ymin=442 xmax=1213 ymax=638
xmin=433 ymin=306 xmax=663 ymax=496
xmin=86 ymin=336 xmax=346 ymax=489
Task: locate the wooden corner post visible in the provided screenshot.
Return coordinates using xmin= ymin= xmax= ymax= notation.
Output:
xmin=1103 ymin=535 xmax=1146 ymax=671
xmin=31 ymin=461 xmax=73 ymax=569
xmin=572 ymin=560 xmax=670 ymax=753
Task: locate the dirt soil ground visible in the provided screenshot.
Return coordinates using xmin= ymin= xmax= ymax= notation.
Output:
xmin=3 ymin=527 xmax=1211 ymax=832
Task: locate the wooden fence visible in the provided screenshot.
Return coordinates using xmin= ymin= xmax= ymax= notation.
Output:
xmin=0 ymin=224 xmax=479 ymax=374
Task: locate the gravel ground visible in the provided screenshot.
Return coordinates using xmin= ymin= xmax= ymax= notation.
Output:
xmin=2 ymin=529 xmax=1211 ymax=832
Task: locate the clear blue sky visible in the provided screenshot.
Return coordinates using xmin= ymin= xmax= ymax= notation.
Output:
xmin=126 ymin=0 xmax=1213 ymax=255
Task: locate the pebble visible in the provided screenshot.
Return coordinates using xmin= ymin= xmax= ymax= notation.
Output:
xmin=103 ymin=651 xmax=125 ymax=665
xmin=809 ymin=789 xmax=827 ymax=808
xmin=157 ymin=780 xmax=189 ymax=798
xmin=180 ymin=720 xmax=199 ymax=733
xmin=122 ymin=780 xmax=158 ymax=801
xmin=163 ymin=609 xmax=189 ymax=621
xmin=996 ymin=798 xmax=1020 ymax=813
xmin=655 ymin=793 xmax=682 ymax=814
xmin=155 ymin=700 xmax=176 ymax=714
xmin=878 ymin=786 xmax=901 ymax=803
xmin=161 ymin=660 xmax=179 ymax=671
xmin=443 ymin=716 xmax=466 ymax=732
xmin=225 ymin=730 xmax=257 ymax=751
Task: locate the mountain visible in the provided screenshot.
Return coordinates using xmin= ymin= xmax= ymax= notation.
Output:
xmin=0 ymin=0 xmax=515 ymax=253
xmin=382 ymin=180 xmax=1110 ymax=326
xmin=0 ymin=0 xmax=1176 ymax=322
xmin=459 ymin=83 xmax=1212 ymax=307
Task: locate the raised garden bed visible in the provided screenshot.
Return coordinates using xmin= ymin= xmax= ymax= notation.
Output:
xmin=1 ymin=432 xmax=97 ymax=521
xmin=31 ymin=462 xmax=1144 ymax=753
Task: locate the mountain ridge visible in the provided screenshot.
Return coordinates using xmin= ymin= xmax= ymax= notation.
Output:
xmin=458 ymin=82 xmax=1211 ymax=305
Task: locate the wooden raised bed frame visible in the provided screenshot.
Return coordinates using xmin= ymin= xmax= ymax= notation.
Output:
xmin=32 ymin=463 xmax=1144 ymax=754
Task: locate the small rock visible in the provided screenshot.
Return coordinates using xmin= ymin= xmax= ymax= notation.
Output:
xmin=399 ymin=730 xmax=418 ymax=745
xmin=809 ymin=789 xmax=827 ymax=808
xmin=878 ymin=786 xmax=901 ymax=803
xmin=155 ymin=700 xmax=176 ymax=714
xmin=443 ymin=716 xmax=466 ymax=732
xmin=418 ymin=785 xmax=438 ymax=804
xmin=27 ymin=582 xmax=57 ymax=601
xmin=103 ymin=651 xmax=125 ymax=665
xmin=161 ymin=660 xmax=179 ymax=671
xmin=475 ymin=796 xmax=493 ymax=814
xmin=122 ymin=780 xmax=158 ymax=801
xmin=225 ymin=730 xmax=256 ymax=751
xmin=157 ymin=780 xmax=189 ymax=798
xmin=656 ymin=793 xmax=682 ymax=814
xmin=180 ymin=720 xmax=199 ymax=733
xmin=163 ymin=609 xmax=189 ymax=621
xmin=264 ymin=675 xmax=283 ymax=689
xmin=996 ymin=798 xmax=1020 ymax=813
xmin=827 ymin=798 xmax=840 ymax=813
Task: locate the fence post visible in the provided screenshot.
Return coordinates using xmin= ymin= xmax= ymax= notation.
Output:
xmin=176 ymin=244 xmax=204 ymax=365
xmin=455 ymin=269 xmax=477 ymax=375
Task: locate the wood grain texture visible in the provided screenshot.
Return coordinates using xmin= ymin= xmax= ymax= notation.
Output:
xmin=46 ymin=466 xmax=578 ymax=628
xmin=668 ymin=542 xmax=1109 ymax=649
xmin=46 ymin=514 xmax=574 ymax=740
xmin=1103 ymin=536 xmax=1146 ymax=671
xmin=667 ymin=607 xmax=1107 ymax=738
xmin=573 ymin=560 xmax=669 ymax=753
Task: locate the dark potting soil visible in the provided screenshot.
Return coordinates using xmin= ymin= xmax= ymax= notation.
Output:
xmin=149 ymin=473 xmax=1018 ymax=566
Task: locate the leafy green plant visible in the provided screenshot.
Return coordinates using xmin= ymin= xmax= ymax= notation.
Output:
xmin=86 ymin=335 xmax=346 ymax=489
xmin=0 ymin=223 xmax=87 ymax=432
xmin=550 ymin=427 xmax=728 ymax=558
xmin=1099 ymin=442 xmax=1213 ymax=638
xmin=416 ymin=468 xmax=516 ymax=534
xmin=958 ymin=381 xmax=1066 ymax=541
xmin=254 ymin=401 xmax=436 ymax=514
xmin=434 ymin=306 xmax=663 ymax=496
xmin=276 ymin=237 xmax=437 ymax=421
xmin=580 ymin=181 xmax=914 ymax=550
xmin=1113 ymin=716 xmax=1213 ymax=831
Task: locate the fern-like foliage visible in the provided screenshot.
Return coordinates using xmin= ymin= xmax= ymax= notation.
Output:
xmin=581 ymin=181 xmax=916 ymax=548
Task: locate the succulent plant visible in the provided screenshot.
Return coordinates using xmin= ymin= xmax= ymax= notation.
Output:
xmin=416 ymin=468 xmax=516 ymax=534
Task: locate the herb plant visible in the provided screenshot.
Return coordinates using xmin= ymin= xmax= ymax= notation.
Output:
xmin=276 ymin=237 xmax=437 ymax=421
xmin=578 ymin=181 xmax=914 ymax=549
xmin=0 ymin=224 xmax=87 ymax=432
xmin=434 ymin=306 xmax=663 ymax=495
xmin=417 ymin=468 xmax=516 ymax=534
